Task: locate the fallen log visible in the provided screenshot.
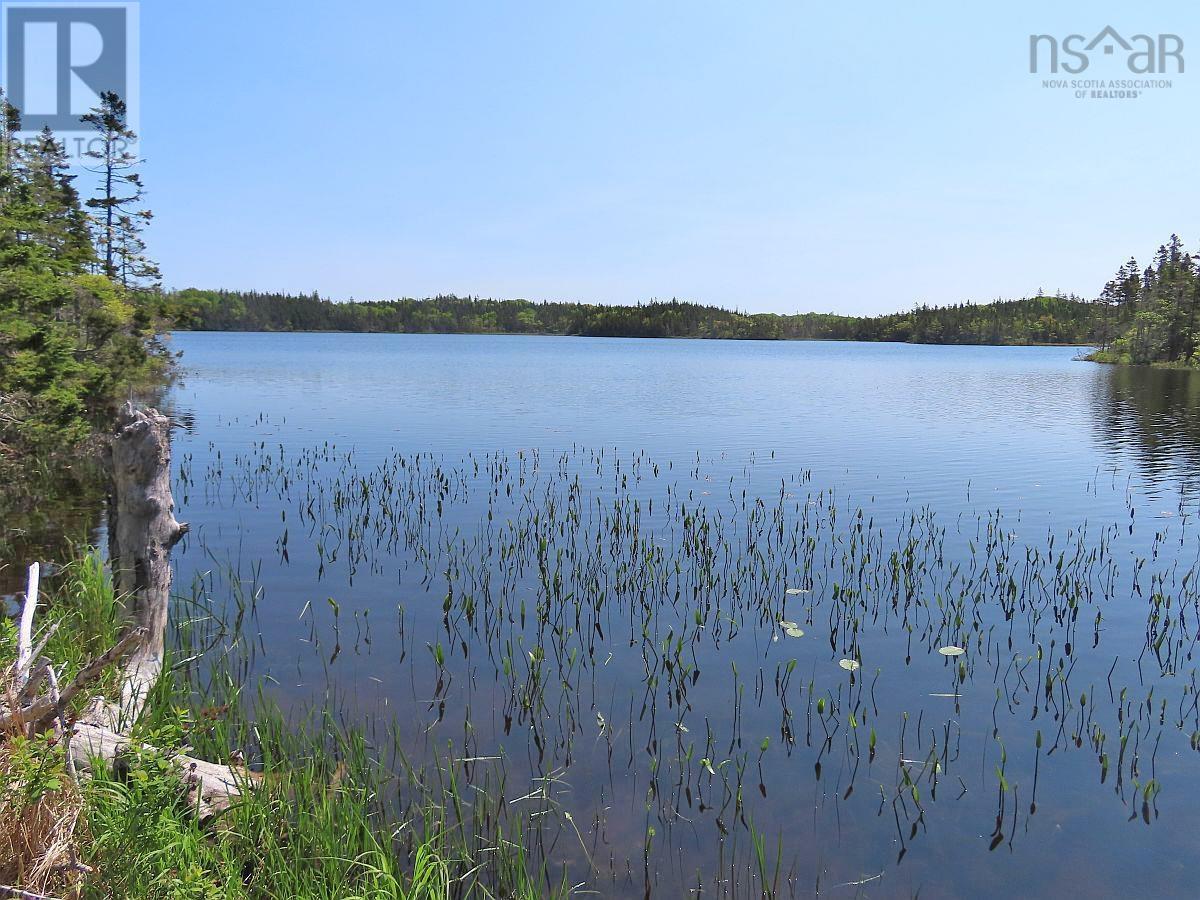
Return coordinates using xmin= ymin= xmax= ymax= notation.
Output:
xmin=4 ymin=620 xmax=256 ymax=823
xmin=0 ymin=404 xmax=257 ymax=899
xmin=3 ymin=404 xmax=251 ymax=825
xmin=68 ymin=721 xmax=259 ymax=821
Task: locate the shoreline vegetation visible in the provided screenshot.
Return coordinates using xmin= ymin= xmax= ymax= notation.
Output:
xmin=1085 ymin=350 xmax=1200 ymax=369
xmin=173 ymin=324 xmax=1100 ymax=348
xmin=5 ymin=410 xmax=551 ymax=898
xmin=2 ymin=551 xmax=555 ymax=898
xmin=1082 ymin=234 xmax=1200 ymax=367
xmin=169 ymin=290 xmax=1101 ymax=346
xmin=0 ymin=90 xmax=168 ymax=480
xmin=165 ymin=232 xmax=1200 ymax=364
xmin=0 ymin=89 xmax=170 ymax=579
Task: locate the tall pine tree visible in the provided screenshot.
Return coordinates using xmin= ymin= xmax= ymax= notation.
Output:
xmin=81 ymin=91 xmax=158 ymax=288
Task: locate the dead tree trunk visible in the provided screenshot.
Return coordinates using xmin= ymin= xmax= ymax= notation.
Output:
xmin=105 ymin=402 xmax=188 ymax=720
xmin=5 ymin=404 xmax=253 ymax=825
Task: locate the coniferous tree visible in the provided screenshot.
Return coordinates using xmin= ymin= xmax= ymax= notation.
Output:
xmin=0 ymin=93 xmax=164 ymax=460
xmin=1090 ymin=237 xmax=1200 ymax=365
xmin=20 ymin=126 xmax=94 ymax=268
xmin=112 ymin=211 xmax=161 ymax=289
xmin=81 ymin=91 xmax=155 ymax=284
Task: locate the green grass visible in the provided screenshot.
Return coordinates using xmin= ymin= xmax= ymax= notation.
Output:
xmin=2 ymin=549 xmax=562 ymax=900
xmin=78 ymin=701 xmax=559 ymax=898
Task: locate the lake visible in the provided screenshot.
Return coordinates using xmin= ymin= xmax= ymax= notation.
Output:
xmin=161 ymin=332 xmax=1200 ymax=897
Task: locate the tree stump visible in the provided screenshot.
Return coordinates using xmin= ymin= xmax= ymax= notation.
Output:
xmin=5 ymin=404 xmax=253 ymax=834
xmin=105 ymin=402 xmax=188 ymax=720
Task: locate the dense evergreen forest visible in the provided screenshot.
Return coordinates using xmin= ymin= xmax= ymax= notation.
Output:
xmin=0 ymin=91 xmax=164 ymax=466
xmin=172 ymin=235 xmax=1200 ymax=359
xmin=777 ymin=294 xmax=1097 ymax=344
xmin=169 ymin=289 xmax=1099 ymax=345
xmin=1091 ymin=234 xmax=1200 ymax=365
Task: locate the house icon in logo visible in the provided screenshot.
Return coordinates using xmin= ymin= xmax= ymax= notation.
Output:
xmin=1085 ymin=26 xmax=1132 ymax=57
xmin=1030 ymin=26 xmax=1185 ymax=75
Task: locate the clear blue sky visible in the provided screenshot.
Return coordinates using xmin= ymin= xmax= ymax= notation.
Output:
xmin=135 ymin=0 xmax=1198 ymax=314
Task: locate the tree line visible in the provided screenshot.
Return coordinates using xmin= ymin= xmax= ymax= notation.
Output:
xmin=175 ymin=237 xmax=1200 ymax=356
xmin=1092 ymin=234 xmax=1200 ymax=365
xmin=168 ymin=289 xmax=1100 ymax=345
xmin=0 ymin=90 xmax=163 ymax=465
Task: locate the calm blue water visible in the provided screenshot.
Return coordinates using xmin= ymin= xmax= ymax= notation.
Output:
xmin=167 ymin=332 xmax=1198 ymax=504
xmin=165 ymin=332 xmax=1200 ymax=898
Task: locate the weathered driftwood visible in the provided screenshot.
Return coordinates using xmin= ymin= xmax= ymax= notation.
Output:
xmin=4 ymin=612 xmax=256 ymax=821
xmin=68 ymin=721 xmax=259 ymax=820
xmin=105 ymin=403 xmax=188 ymax=721
xmin=0 ymin=883 xmax=65 ymax=899
xmin=0 ymin=628 xmax=143 ymax=735
xmin=14 ymin=563 xmax=39 ymax=687
xmin=3 ymin=404 xmax=252 ymax=827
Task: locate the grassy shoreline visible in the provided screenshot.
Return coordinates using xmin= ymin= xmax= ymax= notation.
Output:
xmin=1 ymin=550 xmax=559 ymax=899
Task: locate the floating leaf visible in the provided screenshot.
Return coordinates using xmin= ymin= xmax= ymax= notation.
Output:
xmin=785 ymin=588 xmax=810 ymax=595
xmin=784 ymin=626 xmax=805 ymax=638
xmin=938 ymin=646 xmax=965 ymax=657
xmin=779 ymin=620 xmax=799 ymax=630
xmin=839 ymin=658 xmax=861 ymax=672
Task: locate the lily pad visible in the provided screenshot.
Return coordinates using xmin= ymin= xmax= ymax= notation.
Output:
xmin=779 ymin=620 xmax=799 ymax=630
xmin=839 ymin=658 xmax=861 ymax=672
xmin=938 ymin=646 xmax=965 ymax=657
xmin=784 ymin=626 xmax=805 ymax=638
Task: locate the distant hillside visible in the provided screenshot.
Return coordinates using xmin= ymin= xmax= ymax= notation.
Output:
xmin=165 ymin=289 xmax=1100 ymax=346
